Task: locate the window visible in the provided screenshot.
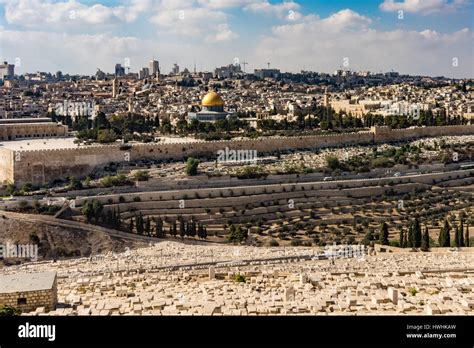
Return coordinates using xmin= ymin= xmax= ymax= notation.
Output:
xmin=17 ymin=298 xmax=27 ymax=305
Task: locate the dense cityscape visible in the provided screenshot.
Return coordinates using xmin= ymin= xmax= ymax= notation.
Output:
xmin=0 ymin=0 xmax=473 ymax=346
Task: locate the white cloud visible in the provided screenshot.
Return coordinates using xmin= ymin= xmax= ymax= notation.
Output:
xmin=206 ymin=23 xmax=238 ymax=42
xmin=255 ymin=9 xmax=473 ymax=78
xmin=380 ymin=0 xmax=471 ymax=14
xmin=197 ymin=0 xmax=257 ymax=9
xmin=244 ymin=0 xmax=301 ymax=20
xmin=150 ymin=6 xmax=236 ymax=40
xmin=0 ymin=0 xmax=148 ymax=26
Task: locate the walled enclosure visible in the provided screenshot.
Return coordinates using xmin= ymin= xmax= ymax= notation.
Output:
xmin=6 ymin=125 xmax=474 ymax=186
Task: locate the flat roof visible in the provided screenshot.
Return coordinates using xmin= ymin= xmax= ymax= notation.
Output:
xmin=0 ymin=136 xmax=198 ymax=151
xmin=0 ymin=137 xmax=80 ymax=151
xmin=0 ymin=272 xmax=56 ymax=293
xmin=0 ymin=118 xmax=54 ymax=124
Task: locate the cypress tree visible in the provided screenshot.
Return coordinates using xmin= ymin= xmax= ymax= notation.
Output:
xmin=459 ymin=220 xmax=464 ymax=247
xmin=407 ymin=223 xmax=414 ymax=248
xmin=465 ymin=222 xmax=470 ymax=247
xmin=454 ymin=224 xmax=460 ymax=247
xmin=439 ymin=219 xmax=451 ymax=247
xmin=379 ymin=222 xmax=389 ymax=245
xmin=403 ymin=230 xmax=408 ymax=248
xmin=179 ymin=217 xmax=185 ymax=239
xmin=413 ymin=218 xmax=422 ymax=248
xmin=145 ymin=218 xmax=151 ymax=235
xmin=172 ymin=220 xmax=177 ymax=238
xmin=421 ymin=226 xmax=430 ymax=252
xmin=399 ymin=228 xmax=404 ymax=248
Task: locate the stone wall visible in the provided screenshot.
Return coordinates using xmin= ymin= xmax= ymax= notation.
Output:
xmin=8 ymin=125 xmax=474 ymax=185
xmin=0 ymin=147 xmax=13 ymax=184
xmin=0 ymin=280 xmax=57 ymax=313
xmin=0 ymin=123 xmax=68 ymax=141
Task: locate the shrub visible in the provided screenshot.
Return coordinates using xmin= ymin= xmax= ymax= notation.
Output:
xmin=233 ymin=274 xmax=246 ymax=283
xmin=0 ymin=305 xmax=21 ymax=316
xmin=133 ymin=171 xmax=150 ymax=181
xmin=269 ymin=239 xmax=279 ymax=247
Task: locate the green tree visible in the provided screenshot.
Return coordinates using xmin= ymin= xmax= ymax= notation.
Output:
xmin=6 ymin=182 xmax=16 ymax=196
xmin=459 ymin=219 xmax=465 ymax=247
xmin=412 ymin=218 xmax=422 ymax=248
xmin=438 ymin=219 xmax=451 ymax=247
xmin=179 ymin=217 xmax=185 ymax=239
xmin=325 ymin=156 xmax=341 ymax=171
xmin=465 ymin=222 xmax=470 ymax=247
xmin=362 ymin=230 xmax=373 ymax=246
xmin=379 ymin=222 xmax=389 ymax=245
xmin=97 ymin=129 xmax=118 ymax=143
xmin=454 ymin=223 xmax=461 ymax=247
xmin=407 ymin=224 xmax=414 ymax=248
xmin=227 ymin=224 xmax=248 ymax=243
xmin=171 ymin=220 xmax=177 ymax=238
xmin=92 ymin=200 xmax=103 ymax=222
xmin=81 ymin=200 xmax=94 ymax=222
xmin=185 ymin=157 xmax=199 ymax=176
xmin=68 ymin=176 xmax=83 ymax=190
xmin=145 ymin=217 xmax=151 ymax=235
xmin=421 ymin=226 xmax=430 ymax=252
xmin=399 ymin=228 xmax=405 ymax=248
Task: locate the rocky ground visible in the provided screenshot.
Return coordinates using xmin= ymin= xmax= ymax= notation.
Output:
xmin=3 ymin=241 xmax=473 ymax=316
xmin=0 ymin=212 xmax=146 ymax=265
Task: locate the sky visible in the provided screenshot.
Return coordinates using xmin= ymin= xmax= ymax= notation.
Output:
xmin=0 ymin=0 xmax=473 ymax=78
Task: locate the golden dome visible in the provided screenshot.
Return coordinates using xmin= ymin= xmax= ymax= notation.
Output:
xmin=202 ymin=91 xmax=224 ymax=107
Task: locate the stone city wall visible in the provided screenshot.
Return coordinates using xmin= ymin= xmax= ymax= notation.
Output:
xmin=8 ymin=125 xmax=474 ymax=185
xmin=0 ymin=147 xmax=14 ymax=184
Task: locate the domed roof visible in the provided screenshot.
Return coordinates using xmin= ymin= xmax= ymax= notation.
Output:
xmin=202 ymin=91 xmax=224 ymax=107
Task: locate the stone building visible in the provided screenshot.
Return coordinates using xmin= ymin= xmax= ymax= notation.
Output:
xmin=0 ymin=118 xmax=68 ymax=141
xmin=0 ymin=272 xmax=58 ymax=313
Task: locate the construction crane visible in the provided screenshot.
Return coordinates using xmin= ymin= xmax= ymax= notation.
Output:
xmin=241 ymin=61 xmax=248 ymax=72
xmin=267 ymin=62 xmax=271 ymax=69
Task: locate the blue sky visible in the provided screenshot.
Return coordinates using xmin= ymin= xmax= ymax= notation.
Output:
xmin=0 ymin=0 xmax=473 ymax=77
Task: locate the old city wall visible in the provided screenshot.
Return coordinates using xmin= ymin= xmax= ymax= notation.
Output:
xmin=0 ymin=147 xmax=14 ymax=184
xmin=11 ymin=125 xmax=474 ymax=185
xmin=372 ymin=124 xmax=474 ymax=142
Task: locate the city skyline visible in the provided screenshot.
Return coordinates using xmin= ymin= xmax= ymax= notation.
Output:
xmin=0 ymin=0 xmax=473 ymax=78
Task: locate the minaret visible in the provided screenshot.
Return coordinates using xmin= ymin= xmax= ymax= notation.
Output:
xmin=112 ymin=77 xmax=119 ymax=98
xmin=324 ymin=87 xmax=329 ymax=107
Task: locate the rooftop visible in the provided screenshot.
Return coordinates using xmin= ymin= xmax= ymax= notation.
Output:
xmin=0 ymin=137 xmax=79 ymax=151
xmin=0 ymin=272 xmax=56 ymax=293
